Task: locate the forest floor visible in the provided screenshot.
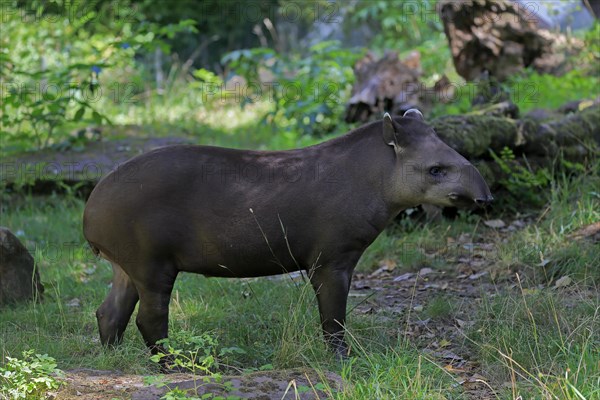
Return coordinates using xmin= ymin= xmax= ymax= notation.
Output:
xmin=50 ymin=219 xmax=599 ymax=400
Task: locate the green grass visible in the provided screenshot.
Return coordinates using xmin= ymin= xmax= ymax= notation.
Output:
xmin=338 ymin=351 xmax=456 ymax=399
xmin=469 ymin=290 xmax=599 ymax=399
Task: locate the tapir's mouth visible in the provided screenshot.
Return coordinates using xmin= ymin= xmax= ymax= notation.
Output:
xmin=447 ymin=192 xmax=492 ymax=208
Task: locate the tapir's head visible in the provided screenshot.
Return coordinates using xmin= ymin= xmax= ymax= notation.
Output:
xmin=382 ymin=109 xmax=493 ymax=209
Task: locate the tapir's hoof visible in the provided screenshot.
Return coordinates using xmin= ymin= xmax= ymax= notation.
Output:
xmin=337 ymin=347 xmax=351 ymax=361
xmin=155 ymin=355 xmax=192 ymax=374
xmin=327 ymin=339 xmax=351 ymax=360
xmin=159 ymin=363 xmax=190 ymax=374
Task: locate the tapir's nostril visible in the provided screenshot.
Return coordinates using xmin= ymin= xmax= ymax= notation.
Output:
xmin=474 ymin=195 xmax=494 ymax=207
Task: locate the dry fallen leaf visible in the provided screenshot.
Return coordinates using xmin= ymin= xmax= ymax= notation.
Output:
xmin=511 ymin=219 xmax=526 ymax=229
xmin=469 ymin=271 xmax=488 ymax=280
xmin=369 ymin=259 xmax=397 ymax=277
xmin=66 ymin=298 xmax=81 ymax=307
xmin=443 ymin=364 xmax=465 ymax=373
xmin=568 ymin=221 xmax=600 ymax=242
xmin=455 ymin=318 xmax=467 ymax=328
xmin=393 ymin=272 xmax=414 ymax=282
xmin=470 ymin=373 xmax=487 ymax=381
xmin=484 ymin=219 xmax=506 ymax=229
xmin=379 ymin=259 xmax=397 ymax=270
xmin=554 ymin=275 xmax=572 ymax=288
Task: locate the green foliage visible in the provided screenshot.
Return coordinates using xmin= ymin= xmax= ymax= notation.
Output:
xmin=0 ymin=0 xmax=197 ymax=152
xmin=351 ymin=0 xmax=443 ymax=49
xmin=0 ymin=350 xmax=64 ymax=399
xmin=223 ymin=41 xmax=361 ymax=136
xmin=350 ymin=0 xmax=452 ymax=80
xmin=490 ymin=146 xmax=552 ymax=208
xmin=150 ymin=331 xmax=244 ymax=374
xmin=147 ymin=331 xmax=244 ymax=399
xmin=469 ymin=290 xmax=599 ymax=399
xmin=506 ymin=68 xmax=600 ymax=114
xmin=135 ymin=0 xmax=278 ymax=67
xmin=339 ymin=351 xmax=456 ymax=399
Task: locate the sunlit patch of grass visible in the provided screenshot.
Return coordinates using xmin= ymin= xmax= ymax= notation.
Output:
xmin=469 ymin=286 xmax=599 ymax=399
xmin=357 ymin=215 xmax=484 ymax=274
xmin=337 ymin=349 xmax=459 ymax=399
xmin=508 ymin=68 xmax=600 ymax=114
xmin=94 ymin=83 xmax=343 ymax=151
xmin=424 ymin=295 xmax=458 ymax=320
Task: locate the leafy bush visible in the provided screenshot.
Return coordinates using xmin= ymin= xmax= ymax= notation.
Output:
xmin=349 ymin=0 xmax=452 ymax=81
xmin=223 ymin=41 xmax=362 ymax=136
xmin=0 ymin=350 xmax=64 ymax=399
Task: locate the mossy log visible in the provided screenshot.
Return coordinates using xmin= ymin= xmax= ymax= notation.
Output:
xmin=431 ymin=104 xmax=600 ymax=160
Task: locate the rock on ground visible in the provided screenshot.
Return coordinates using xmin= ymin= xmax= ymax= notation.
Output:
xmin=0 ymin=227 xmax=44 ymax=306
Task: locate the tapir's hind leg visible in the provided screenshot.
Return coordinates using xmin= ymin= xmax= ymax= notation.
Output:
xmin=97 ymin=262 xmax=139 ymax=345
xmin=133 ymin=262 xmax=178 ymax=354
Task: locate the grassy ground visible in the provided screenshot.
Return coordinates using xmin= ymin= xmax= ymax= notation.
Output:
xmin=1 ymin=155 xmax=598 ymax=399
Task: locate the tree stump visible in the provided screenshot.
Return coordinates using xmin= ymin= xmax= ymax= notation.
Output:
xmin=345 ymin=51 xmax=422 ymax=123
xmin=439 ymin=0 xmax=584 ymax=81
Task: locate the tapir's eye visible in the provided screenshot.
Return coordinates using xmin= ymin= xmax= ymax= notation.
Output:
xmin=429 ymin=166 xmax=444 ymax=177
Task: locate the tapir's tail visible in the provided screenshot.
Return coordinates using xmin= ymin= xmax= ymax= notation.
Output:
xmin=88 ymin=242 xmax=100 ymax=257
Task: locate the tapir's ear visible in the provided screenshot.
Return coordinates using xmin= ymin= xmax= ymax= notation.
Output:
xmin=403 ymin=108 xmax=424 ymax=120
xmin=382 ymin=112 xmax=400 ymax=153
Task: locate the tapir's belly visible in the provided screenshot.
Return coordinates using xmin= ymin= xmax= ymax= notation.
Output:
xmin=172 ymin=228 xmax=305 ymax=277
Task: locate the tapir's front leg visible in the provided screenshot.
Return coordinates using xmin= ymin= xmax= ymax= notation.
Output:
xmin=309 ymin=260 xmax=356 ymax=357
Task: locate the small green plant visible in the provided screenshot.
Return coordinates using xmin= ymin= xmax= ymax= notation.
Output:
xmin=147 ymin=331 xmax=244 ymax=399
xmin=490 ymin=146 xmax=552 ymax=208
xmin=423 ymin=295 xmax=456 ymax=320
xmin=150 ymin=331 xmax=243 ymax=374
xmin=0 ymin=350 xmax=64 ymax=399
xmin=0 ymin=1 xmax=198 ymax=152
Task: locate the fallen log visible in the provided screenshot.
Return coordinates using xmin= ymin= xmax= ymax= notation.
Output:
xmin=431 ymin=101 xmax=600 ymax=160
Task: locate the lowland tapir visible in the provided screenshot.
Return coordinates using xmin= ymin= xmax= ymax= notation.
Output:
xmin=83 ymin=110 xmax=492 ymax=358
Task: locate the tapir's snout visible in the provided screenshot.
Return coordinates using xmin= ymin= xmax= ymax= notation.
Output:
xmin=444 ymin=163 xmax=493 ymax=208
xmin=467 ymin=163 xmax=493 ymax=208
xmin=474 ymin=195 xmax=494 ymax=207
